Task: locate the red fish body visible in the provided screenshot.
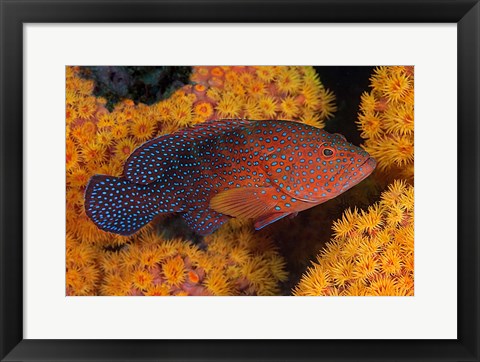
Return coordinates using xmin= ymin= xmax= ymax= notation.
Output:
xmin=85 ymin=119 xmax=376 ymax=235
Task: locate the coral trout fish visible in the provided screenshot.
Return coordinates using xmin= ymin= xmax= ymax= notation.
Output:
xmin=85 ymin=119 xmax=376 ymax=236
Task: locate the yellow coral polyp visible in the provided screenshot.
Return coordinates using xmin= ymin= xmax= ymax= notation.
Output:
xmin=353 ymin=253 xmax=378 ymax=281
xmin=138 ymin=245 xmax=165 ymax=269
xmin=258 ymin=95 xmax=278 ymax=119
xmin=383 ymin=72 xmax=412 ymax=103
xmin=356 ymin=204 xmax=384 ymax=234
xmin=170 ymin=100 xmax=194 ymax=127
xmin=381 ymin=179 xmax=407 ymax=205
xmin=330 ymin=259 xmax=355 ymax=287
xmin=367 ymin=275 xmax=399 ymax=296
xmin=132 ymin=268 xmax=154 ymax=290
xmin=359 ymin=91 xmax=377 ymax=113
xmin=254 ymin=66 xmax=277 ymax=82
xmin=67 ymin=167 xmax=90 ymax=187
xmin=216 ymin=92 xmax=244 ymax=119
xmin=384 ymin=105 xmax=414 ymax=135
xmin=75 ymin=97 xmax=97 ymax=119
xmin=194 ymin=102 xmax=214 ymax=119
xmin=66 ymin=140 xmax=81 ymax=171
xmin=300 ymin=82 xmax=322 ymax=110
xmin=243 ymin=98 xmax=263 ymax=119
xmin=280 ymin=96 xmax=300 ymax=118
xmin=110 ymin=122 xmax=128 ymax=139
xmin=162 ymin=255 xmax=186 ymax=287
xmin=245 ymin=79 xmax=267 ymax=98
xmin=293 ymin=181 xmax=414 ymax=296
xmin=79 ymin=142 xmax=108 ymax=165
xmin=276 ymin=67 xmax=302 ymax=95
xmin=114 ymin=137 xmax=139 ymax=161
xmin=237 ymin=71 xmax=254 ymax=86
xmin=317 ymin=89 xmax=337 ymax=120
xmin=101 ymin=273 xmax=132 ymax=296
xmin=99 ymin=252 xmax=123 ymax=274
xmin=332 ymin=207 xmax=359 ymax=239
xmin=95 ymin=129 xmax=114 ymax=147
xmin=145 ymin=284 xmax=171 ymax=296
xmin=130 ymin=116 xmax=156 ymax=141
xmin=379 ymin=249 xmax=403 ymax=275
xmin=356 ymin=111 xmax=383 ymax=139
xmin=204 ymin=269 xmax=232 ymax=296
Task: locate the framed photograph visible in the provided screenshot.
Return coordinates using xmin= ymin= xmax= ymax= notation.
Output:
xmin=1 ymin=0 xmax=479 ymax=361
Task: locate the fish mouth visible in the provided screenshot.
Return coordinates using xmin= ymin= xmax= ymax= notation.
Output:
xmin=362 ymin=156 xmax=377 ymax=171
xmin=356 ymin=157 xmax=377 ymax=182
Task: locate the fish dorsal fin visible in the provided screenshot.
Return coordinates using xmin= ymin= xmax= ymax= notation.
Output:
xmin=262 ymin=147 xmax=322 ymax=203
xmin=210 ymin=186 xmax=278 ymax=220
xmin=124 ymin=119 xmax=252 ymax=185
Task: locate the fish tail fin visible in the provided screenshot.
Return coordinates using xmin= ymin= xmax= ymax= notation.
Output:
xmin=84 ymin=175 xmax=177 ymax=236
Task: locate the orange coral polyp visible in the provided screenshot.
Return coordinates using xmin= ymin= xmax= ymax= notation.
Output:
xmin=276 ymin=67 xmax=302 ymax=95
xmin=80 ymin=142 xmax=108 ymax=165
xmin=188 ymin=270 xmax=200 ymax=284
xmin=254 ymin=67 xmax=276 ymax=82
xmin=194 ymin=102 xmax=214 ymax=118
xmin=114 ymin=137 xmax=139 ymax=161
xmin=280 ymin=96 xmax=300 ymax=118
xmin=162 ymin=256 xmax=186 ymax=287
xmin=132 ymin=268 xmax=154 ymax=290
xmin=258 ymin=95 xmax=278 ymax=119
xmin=131 ymin=117 xmax=156 ymax=141
xmin=66 ymin=141 xmax=81 ymax=171
xmin=216 ymin=93 xmax=243 ymax=119
xmin=210 ymin=67 xmax=224 ymax=77
xmin=204 ymin=269 xmax=233 ymax=296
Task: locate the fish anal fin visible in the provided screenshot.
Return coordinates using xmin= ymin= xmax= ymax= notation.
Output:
xmin=182 ymin=208 xmax=229 ymax=236
xmin=254 ymin=212 xmax=291 ymax=230
xmin=210 ymin=187 xmax=277 ymax=220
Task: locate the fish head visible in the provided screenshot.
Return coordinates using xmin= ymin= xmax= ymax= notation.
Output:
xmin=314 ymin=133 xmax=376 ymax=199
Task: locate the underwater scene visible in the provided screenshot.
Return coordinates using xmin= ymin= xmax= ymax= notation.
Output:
xmin=66 ymin=66 xmax=414 ymax=296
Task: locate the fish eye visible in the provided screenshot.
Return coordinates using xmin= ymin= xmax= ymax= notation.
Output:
xmin=323 ymin=148 xmax=334 ymax=157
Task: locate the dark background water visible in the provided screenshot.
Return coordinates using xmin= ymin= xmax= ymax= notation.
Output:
xmin=315 ymin=66 xmax=374 ymax=146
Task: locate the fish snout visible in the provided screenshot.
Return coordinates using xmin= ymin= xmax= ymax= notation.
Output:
xmin=363 ymin=156 xmax=377 ymax=174
xmin=356 ymin=156 xmax=377 ymax=182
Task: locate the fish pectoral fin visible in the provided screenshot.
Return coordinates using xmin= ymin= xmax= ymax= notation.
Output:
xmin=210 ymin=187 xmax=277 ymax=220
xmin=254 ymin=212 xmax=291 ymax=230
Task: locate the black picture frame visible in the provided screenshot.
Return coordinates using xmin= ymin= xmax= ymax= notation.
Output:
xmin=1 ymin=1 xmax=479 ymax=361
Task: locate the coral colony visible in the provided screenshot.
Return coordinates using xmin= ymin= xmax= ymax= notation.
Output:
xmin=294 ymin=181 xmax=414 ymax=296
xmin=66 ymin=66 xmax=414 ymax=296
